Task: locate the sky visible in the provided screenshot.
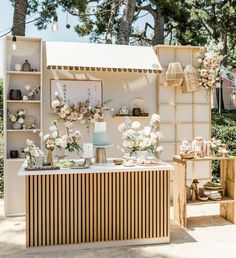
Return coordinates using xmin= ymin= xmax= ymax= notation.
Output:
xmin=0 ymin=0 xmax=153 ymax=78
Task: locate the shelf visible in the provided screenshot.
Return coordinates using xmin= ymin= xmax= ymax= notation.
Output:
xmin=113 ymin=116 xmax=150 ymax=119
xmin=6 ymin=100 xmax=41 ymax=103
xmin=6 ymin=129 xmax=41 ymax=132
xmin=6 ymin=158 xmax=25 ymax=162
xmin=6 ymin=71 xmax=41 ymax=75
xmin=187 ymin=196 xmax=234 ymax=205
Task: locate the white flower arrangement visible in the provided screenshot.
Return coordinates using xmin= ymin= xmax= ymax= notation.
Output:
xmin=25 ymin=85 xmax=40 ymax=100
xmin=8 ymin=109 xmax=26 ymax=126
xmin=52 ymin=94 xmax=112 ymax=124
xmin=24 ymin=139 xmax=41 ymax=166
xmin=196 ymin=41 xmax=224 ymax=91
xmin=118 ymin=114 xmax=163 ymax=155
xmin=40 ymin=121 xmax=82 ymax=152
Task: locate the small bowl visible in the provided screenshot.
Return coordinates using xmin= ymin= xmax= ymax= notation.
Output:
xmin=198 ymin=195 xmax=208 ymax=201
xmin=113 ymin=159 xmax=123 ymax=165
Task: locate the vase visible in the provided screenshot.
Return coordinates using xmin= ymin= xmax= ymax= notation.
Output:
xmin=27 ymin=155 xmax=36 ymax=167
xmin=12 ymin=121 xmax=22 ymax=129
xmin=9 ymin=89 xmax=22 ymax=100
xmin=56 ymin=148 xmax=66 ymax=161
xmin=47 ymin=149 xmax=53 ymax=166
xmin=10 ymin=150 xmax=18 ymax=159
xmin=136 ymin=150 xmax=149 ymax=158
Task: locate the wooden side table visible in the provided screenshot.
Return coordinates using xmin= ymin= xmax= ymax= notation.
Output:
xmin=173 ymin=155 xmax=236 ymax=228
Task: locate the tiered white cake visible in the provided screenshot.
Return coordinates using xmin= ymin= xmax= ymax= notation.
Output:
xmin=93 ymin=122 xmax=109 ymax=146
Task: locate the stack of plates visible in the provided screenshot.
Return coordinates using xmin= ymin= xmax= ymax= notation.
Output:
xmin=209 ymin=192 xmax=222 ymax=201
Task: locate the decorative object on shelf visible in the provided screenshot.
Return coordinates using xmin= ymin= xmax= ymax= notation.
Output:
xmin=46 ymin=149 xmax=54 ymax=166
xmin=55 ymin=148 xmax=66 ymax=161
xmin=203 ymin=181 xmax=222 ymax=190
xmin=195 ymin=41 xmax=224 ymax=92
xmin=24 ymin=115 xmax=35 ymax=129
xmin=24 ymin=139 xmax=41 ymax=167
xmin=219 ymin=144 xmax=229 ymax=157
xmin=209 ymin=192 xmax=222 ymax=201
xmin=132 ymin=107 xmax=141 ymax=116
xmin=9 ymin=89 xmax=22 ymax=100
xmin=192 ymin=137 xmax=207 ymax=157
xmin=189 ymin=179 xmax=199 ymax=201
xmin=10 ymin=150 xmax=18 ymax=159
xmin=197 ymin=195 xmax=208 ymax=201
xmin=23 ymin=95 xmax=29 ymax=101
xmin=8 ymin=109 xmax=26 ymax=129
xmin=130 ymin=98 xmax=148 ymax=116
xmin=22 ymin=59 xmax=31 ymax=72
xmin=124 ymin=159 xmax=135 ymax=167
xmin=136 ymin=150 xmax=149 ymax=158
xmin=179 ymin=141 xmax=195 ymax=159
xmin=182 ymin=65 xmax=200 ymax=93
xmin=118 ymin=105 xmax=129 ymax=116
xmin=209 ymin=137 xmax=222 ymax=156
xmin=25 ymin=85 xmax=40 ymax=100
xmin=14 ymin=63 xmax=21 ymax=71
xmin=118 ymin=114 xmax=163 ymax=157
xmin=165 ymin=62 xmax=184 ymax=87
xmin=82 ymin=143 xmax=94 ymax=166
xmin=19 ymin=147 xmax=26 ymax=158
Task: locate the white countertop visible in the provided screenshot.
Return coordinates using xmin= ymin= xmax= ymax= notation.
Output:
xmin=18 ymin=159 xmax=174 ymax=176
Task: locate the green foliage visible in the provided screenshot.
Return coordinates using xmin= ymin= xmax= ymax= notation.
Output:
xmin=212 ymin=109 xmax=236 ymax=179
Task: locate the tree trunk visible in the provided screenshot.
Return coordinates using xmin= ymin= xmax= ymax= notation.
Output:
xmin=152 ymin=11 xmax=164 ymax=45
xmin=12 ymin=0 xmax=28 ymax=36
xmin=117 ymin=0 xmax=136 ymax=45
xmin=106 ymin=0 xmax=120 ymax=44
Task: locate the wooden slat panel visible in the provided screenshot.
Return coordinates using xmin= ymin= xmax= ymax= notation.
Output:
xmin=78 ymin=174 xmax=82 ymax=243
xmin=82 ymin=174 xmax=86 ymax=242
xmin=42 ymin=175 xmax=46 ymax=246
xmin=26 ymin=177 xmax=29 ymax=247
xmin=58 ymin=175 xmax=62 ymax=245
xmin=62 ymin=174 xmax=66 ymax=244
xmin=46 ymin=175 xmax=50 ymax=246
xmin=50 ymin=175 xmax=54 ymax=245
xmin=26 ymin=170 xmax=170 ymax=247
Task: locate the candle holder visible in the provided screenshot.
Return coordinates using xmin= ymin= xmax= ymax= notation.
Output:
xmin=83 ymin=157 xmax=93 ymax=166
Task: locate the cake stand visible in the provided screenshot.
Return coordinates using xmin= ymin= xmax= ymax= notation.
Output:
xmin=94 ymin=144 xmax=113 ymax=163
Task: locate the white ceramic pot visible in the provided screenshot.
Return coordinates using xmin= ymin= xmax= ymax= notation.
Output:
xmin=12 ymin=121 xmax=22 ymax=129
xmin=15 ymin=64 xmax=22 ymax=71
xmin=136 ymin=150 xmax=149 ymax=158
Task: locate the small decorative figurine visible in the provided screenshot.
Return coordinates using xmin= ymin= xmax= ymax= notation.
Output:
xmin=190 ymin=179 xmax=199 ymax=201
xmin=119 ymin=105 xmax=129 ymax=115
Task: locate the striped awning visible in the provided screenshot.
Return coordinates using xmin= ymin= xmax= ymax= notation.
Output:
xmin=45 ymin=41 xmax=162 ymax=73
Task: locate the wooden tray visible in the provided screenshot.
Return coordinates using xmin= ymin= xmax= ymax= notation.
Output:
xmin=25 ymin=166 xmax=60 ymax=171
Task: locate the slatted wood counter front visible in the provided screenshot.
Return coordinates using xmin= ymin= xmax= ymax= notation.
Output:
xmin=19 ymin=163 xmax=173 ymax=252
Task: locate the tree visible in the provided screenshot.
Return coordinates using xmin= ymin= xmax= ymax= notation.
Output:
xmin=12 ymin=0 xmax=28 ymax=36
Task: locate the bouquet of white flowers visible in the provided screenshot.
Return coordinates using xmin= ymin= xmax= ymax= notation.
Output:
xmin=8 ymin=109 xmax=26 ymax=128
xmin=118 ymin=114 xmax=163 ymax=156
xmin=24 ymin=139 xmax=41 ymax=166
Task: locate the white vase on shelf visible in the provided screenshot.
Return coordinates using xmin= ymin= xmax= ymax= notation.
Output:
xmin=12 ymin=121 xmax=22 ymax=129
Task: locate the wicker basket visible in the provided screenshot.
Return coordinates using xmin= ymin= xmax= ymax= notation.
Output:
xmin=180 ymin=151 xmax=195 ymax=159
xmin=165 ymin=62 xmax=184 ymax=87
xmin=182 ymin=65 xmax=200 ymax=93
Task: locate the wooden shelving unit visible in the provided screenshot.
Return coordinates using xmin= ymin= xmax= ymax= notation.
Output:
xmin=4 ymin=36 xmax=43 ymax=216
xmin=173 ymin=155 xmax=236 ymax=228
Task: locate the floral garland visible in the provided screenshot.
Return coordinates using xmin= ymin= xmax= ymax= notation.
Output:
xmin=118 ymin=114 xmax=163 ymax=155
xmin=196 ymin=41 xmax=224 ymax=91
xmin=52 ymin=94 xmax=106 ymax=124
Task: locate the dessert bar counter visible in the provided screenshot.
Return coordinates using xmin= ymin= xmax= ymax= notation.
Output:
xmin=19 ymin=161 xmax=174 ymax=252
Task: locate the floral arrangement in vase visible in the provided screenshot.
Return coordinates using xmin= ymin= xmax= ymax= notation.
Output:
xmin=118 ymin=114 xmax=163 ymax=156
xmin=196 ymin=41 xmax=224 ymax=92
xmin=51 ymin=93 xmax=112 ymax=124
xmin=24 ymin=85 xmax=40 ymax=100
xmin=40 ymin=120 xmax=82 ymax=164
xmin=24 ymin=139 xmax=41 ymax=166
xmin=8 ymin=109 xmax=26 ymax=129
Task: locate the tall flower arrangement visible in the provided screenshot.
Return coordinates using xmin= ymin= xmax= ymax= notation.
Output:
xmin=24 ymin=139 xmax=41 ymax=166
xmin=118 ymin=114 xmax=163 ymax=155
xmin=196 ymin=41 xmax=224 ymax=92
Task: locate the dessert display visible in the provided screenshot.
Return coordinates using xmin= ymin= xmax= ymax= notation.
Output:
xmin=93 ymin=121 xmax=109 ymax=146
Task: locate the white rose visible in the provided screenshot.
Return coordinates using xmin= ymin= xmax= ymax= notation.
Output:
xmin=131 ymin=121 xmax=141 ymax=130
xmin=151 ymin=114 xmax=160 ymax=122
xmin=143 ymin=138 xmax=152 ymax=147
xmin=156 ymin=146 xmax=163 ymax=152
xmin=61 ymin=140 xmax=68 ymax=149
xmin=65 ymin=121 xmax=73 ymax=128
xmin=18 ymin=117 xmax=24 ymax=124
xmin=11 ymin=116 xmax=16 ymax=122
xmin=43 ymin=134 xmax=50 ymax=141
xmin=118 ymin=123 xmax=126 ymax=132
xmin=122 ymin=140 xmax=129 ymax=148
xmin=52 ymin=100 xmax=60 ymax=108
xmin=52 ymin=131 xmax=58 ymax=138
xmin=80 ymin=119 xmax=85 ymax=125
xmin=18 ymin=111 xmax=24 ymax=116
xmin=49 ymin=125 xmax=57 ymax=132
xmin=39 ymin=132 xmax=43 ymax=138
xmin=30 ymin=148 xmax=37 ymax=157
xmin=143 ymin=126 xmax=151 ymax=136
xmin=25 ymin=85 xmax=31 ymax=91
xmin=127 ymin=141 xmax=134 ymax=148
xmin=54 ymin=91 xmax=59 ymax=96
xmin=55 ymin=138 xmax=62 ymax=146
xmin=26 ymin=139 xmax=34 ymax=146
